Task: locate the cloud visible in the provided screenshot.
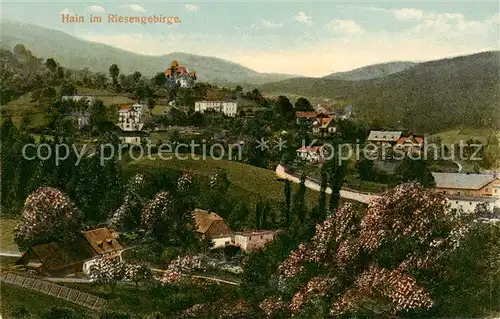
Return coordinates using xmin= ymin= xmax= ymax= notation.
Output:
xmin=121 ymin=4 xmax=146 ymax=13
xmin=326 ymin=20 xmax=365 ymax=36
xmin=262 ymin=19 xmax=283 ymax=28
xmin=185 ymin=4 xmax=198 ymax=12
xmin=86 ymin=5 xmax=105 ymax=13
xmin=294 ymin=12 xmax=312 ymax=25
xmin=60 ymin=8 xmax=73 ymax=15
xmin=392 ymin=8 xmax=424 ymax=21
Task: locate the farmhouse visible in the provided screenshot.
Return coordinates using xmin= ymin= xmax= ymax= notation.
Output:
xmin=15 ymin=241 xmax=96 ymax=276
xmin=61 ymin=95 xmax=95 ymax=129
xmin=193 ymin=209 xmax=233 ymax=248
xmin=432 ymin=172 xmax=500 ymax=198
xmin=16 ymin=227 xmax=124 ymax=276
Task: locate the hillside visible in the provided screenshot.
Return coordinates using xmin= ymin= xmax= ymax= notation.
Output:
xmin=324 ymin=61 xmax=418 ymax=81
xmin=0 ymin=19 xmax=298 ymax=85
xmin=259 ymin=51 xmax=500 ymax=133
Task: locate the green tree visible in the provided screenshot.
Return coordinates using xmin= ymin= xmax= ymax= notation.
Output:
xmin=294 ymin=97 xmax=314 ymax=112
xmin=391 ymin=158 xmax=436 ymax=188
xmin=275 ymin=95 xmax=294 ymax=120
xmin=45 ymin=58 xmax=57 ymax=73
xmin=109 ymin=64 xmax=120 ymax=87
xmin=154 ymin=71 xmax=166 ymax=86
xmin=283 ymin=180 xmax=292 ymax=226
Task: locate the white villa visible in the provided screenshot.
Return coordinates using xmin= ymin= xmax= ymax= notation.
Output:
xmin=117 ymin=104 xmax=144 ymax=132
xmin=194 ymin=101 xmax=238 ymax=117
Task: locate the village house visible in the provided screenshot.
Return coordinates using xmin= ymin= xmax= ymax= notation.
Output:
xmin=232 ymin=230 xmax=277 ymax=253
xmin=15 ymin=241 xmax=96 ymax=276
xmin=193 ymin=209 xmax=233 ymax=249
xmin=296 ymin=145 xmax=324 ymax=163
xmin=295 ymin=111 xmax=320 ymax=125
xmin=16 ymin=227 xmax=123 ymax=276
xmin=394 ymin=134 xmax=425 ymax=155
xmin=194 ymin=101 xmax=238 ymax=117
xmin=312 ymin=115 xmax=337 ymax=137
xmin=81 ymin=227 xmax=123 ymax=274
xmin=366 ymin=130 xmax=402 ymax=146
xmin=117 ymin=104 xmax=144 ymax=132
xmin=432 ymin=172 xmax=500 ymax=198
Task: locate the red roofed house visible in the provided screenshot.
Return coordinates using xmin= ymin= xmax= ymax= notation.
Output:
xmin=296 ymin=145 xmax=324 ymax=163
xmin=312 ymin=115 xmax=337 ymax=137
xmin=295 ymin=111 xmax=320 ymax=125
xmin=394 ymin=134 xmax=425 ymax=155
xmin=193 ymin=209 xmax=233 ymax=248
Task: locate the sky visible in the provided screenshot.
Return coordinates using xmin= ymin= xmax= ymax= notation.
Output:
xmin=2 ymin=1 xmax=499 ymax=76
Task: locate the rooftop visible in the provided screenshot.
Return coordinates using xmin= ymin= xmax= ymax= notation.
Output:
xmin=367 ymin=131 xmax=402 ymax=142
xmin=81 ymin=227 xmax=123 ymax=255
xmin=432 ymin=172 xmax=499 ymax=190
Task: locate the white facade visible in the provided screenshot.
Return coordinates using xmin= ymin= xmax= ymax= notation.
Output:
xmin=118 ymin=104 xmax=144 ymax=132
xmin=233 ymin=231 xmax=276 ymax=252
xmin=194 ymin=101 xmax=238 ymax=117
xmin=447 ymin=197 xmax=500 ymax=213
xmin=210 ymin=235 xmax=233 ymax=249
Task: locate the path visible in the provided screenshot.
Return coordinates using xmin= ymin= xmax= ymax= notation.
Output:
xmin=453 ymin=160 xmax=463 ymax=173
xmin=151 ymin=268 xmax=240 ymax=286
xmin=0 ymin=252 xmax=22 ymax=257
xmin=275 ymin=164 xmax=380 ymax=204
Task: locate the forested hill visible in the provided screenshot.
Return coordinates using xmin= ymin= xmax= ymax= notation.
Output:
xmin=324 ymin=61 xmax=418 ymax=81
xmin=0 ymin=19 xmax=298 ymax=85
xmin=259 ymin=51 xmax=500 ymax=133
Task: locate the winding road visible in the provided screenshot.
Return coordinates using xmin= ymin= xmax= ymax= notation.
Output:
xmin=275 ymin=164 xmax=381 ymax=204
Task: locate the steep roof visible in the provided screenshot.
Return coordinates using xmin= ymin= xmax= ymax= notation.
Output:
xmin=432 ymin=172 xmax=499 ymax=190
xmin=367 ymin=131 xmax=402 ymax=142
xmin=81 ymin=228 xmax=123 ymax=255
xmin=315 ymin=116 xmax=335 ymax=128
xmin=192 ymin=209 xmax=233 ymax=237
xmin=19 ymin=241 xmax=96 ymax=272
xmin=296 ymin=146 xmax=322 ymax=153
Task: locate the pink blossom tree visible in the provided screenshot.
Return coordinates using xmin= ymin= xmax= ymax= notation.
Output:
xmin=259 ymin=182 xmax=470 ymax=317
xmin=14 ymin=187 xmax=83 ymax=250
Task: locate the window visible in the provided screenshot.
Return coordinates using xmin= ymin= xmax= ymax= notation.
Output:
xmin=260 ymin=235 xmax=263 ymax=239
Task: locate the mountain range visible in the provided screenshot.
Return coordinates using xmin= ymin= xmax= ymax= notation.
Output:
xmin=259 ymin=51 xmax=500 ymax=133
xmin=324 ymin=61 xmax=418 ymax=81
xmin=0 ymin=19 xmax=299 ymax=86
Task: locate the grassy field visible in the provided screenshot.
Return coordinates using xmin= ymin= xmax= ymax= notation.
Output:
xmin=430 ymin=128 xmax=498 ymax=145
xmin=0 ymin=217 xmax=19 ymax=254
xmin=123 ymin=156 xmax=320 ymax=208
xmin=63 ymin=281 xmax=237 ymax=317
xmin=1 ymin=282 xmax=96 ymax=318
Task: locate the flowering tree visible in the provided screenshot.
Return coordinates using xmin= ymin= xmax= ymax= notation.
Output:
xmin=109 ymin=173 xmax=147 ymax=230
xmin=140 ymin=174 xmax=199 ymax=247
xmin=259 ymin=182 xmax=469 ymax=317
xmin=14 ymin=187 xmax=83 ymax=250
xmin=158 ymin=255 xmax=205 ymax=285
xmin=124 ymin=262 xmax=152 ymax=289
xmin=89 ymin=256 xmax=126 ymax=291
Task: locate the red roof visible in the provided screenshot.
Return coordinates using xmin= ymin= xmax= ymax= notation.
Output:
xmin=296 ymin=112 xmax=318 ymax=118
xmin=396 ymin=135 xmax=425 ymax=145
xmin=297 ymin=146 xmax=322 ymax=153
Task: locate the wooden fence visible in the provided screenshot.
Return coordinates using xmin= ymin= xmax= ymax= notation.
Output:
xmin=0 ymin=273 xmax=106 ymax=312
